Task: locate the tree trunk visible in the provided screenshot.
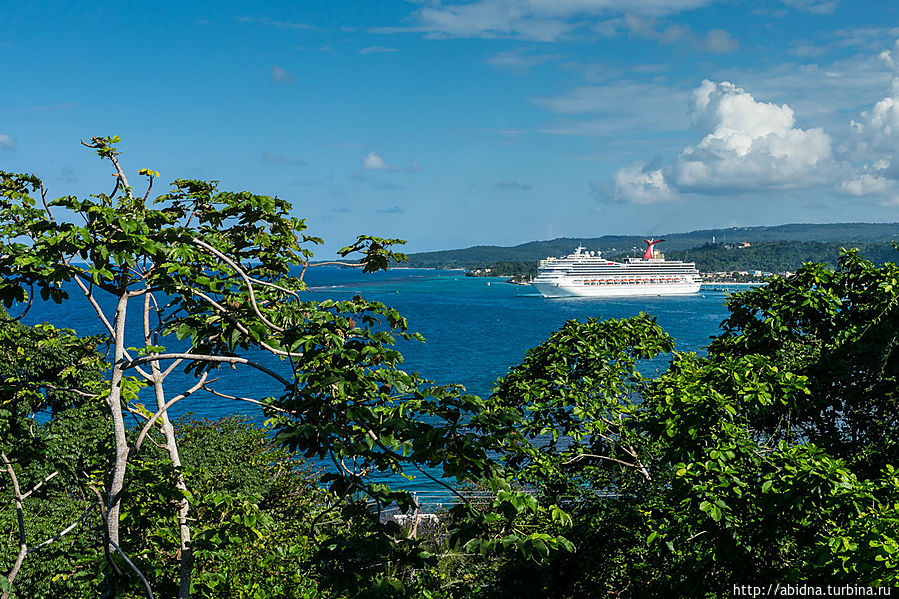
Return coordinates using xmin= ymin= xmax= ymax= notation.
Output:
xmin=106 ymin=292 xmax=130 ymax=549
xmin=145 ymin=294 xmax=193 ymax=599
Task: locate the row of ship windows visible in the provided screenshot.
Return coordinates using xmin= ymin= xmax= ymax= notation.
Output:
xmin=578 ymin=278 xmax=693 ymax=285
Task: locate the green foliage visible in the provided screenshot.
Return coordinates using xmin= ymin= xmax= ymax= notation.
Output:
xmin=666 ymin=240 xmax=899 ymax=273
xmin=439 ymin=252 xmax=899 ymax=598
xmin=5 ymin=137 xmax=899 ymax=598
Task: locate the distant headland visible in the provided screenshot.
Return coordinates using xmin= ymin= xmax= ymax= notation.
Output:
xmin=405 ymin=222 xmax=899 ymax=282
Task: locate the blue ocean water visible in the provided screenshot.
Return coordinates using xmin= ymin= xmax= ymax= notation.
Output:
xmin=23 ymin=268 xmax=740 ymax=493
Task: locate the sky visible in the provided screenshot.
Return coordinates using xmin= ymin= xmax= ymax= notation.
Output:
xmin=3 ymin=1 xmax=899 ymax=256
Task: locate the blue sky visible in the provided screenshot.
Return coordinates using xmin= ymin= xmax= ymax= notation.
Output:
xmin=3 ymin=1 xmax=899 ymax=255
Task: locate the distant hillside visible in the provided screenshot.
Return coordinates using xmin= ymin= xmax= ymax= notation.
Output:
xmin=405 ymin=223 xmax=899 ymax=268
xmin=666 ymin=241 xmax=899 ymax=273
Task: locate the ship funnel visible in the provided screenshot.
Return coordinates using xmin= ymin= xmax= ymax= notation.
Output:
xmin=643 ymin=238 xmax=665 ymax=259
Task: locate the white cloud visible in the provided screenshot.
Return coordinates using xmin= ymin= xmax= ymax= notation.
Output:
xmin=362 ymin=152 xmax=394 ymax=171
xmin=534 ymin=82 xmax=689 ymax=136
xmin=484 ymin=49 xmax=560 ymax=72
xmin=621 ymin=15 xmax=737 ymax=53
xmin=611 ymin=162 xmax=678 ymax=204
xmin=779 ymin=0 xmax=838 ymax=14
xmin=673 ymin=80 xmax=833 ymax=191
xmin=841 ymin=40 xmax=899 ymax=198
xmin=603 ymin=79 xmax=835 ymax=204
xmin=0 ymin=134 xmax=13 ymax=150
xmin=271 ymin=66 xmax=296 ymax=84
xmin=237 ymin=16 xmax=316 ymax=30
xmin=840 ymin=171 xmax=895 ymax=196
xmin=359 ymin=46 xmax=400 ymax=54
xmin=703 ymin=29 xmax=738 ymax=53
xmin=374 ymin=0 xmax=716 ymax=41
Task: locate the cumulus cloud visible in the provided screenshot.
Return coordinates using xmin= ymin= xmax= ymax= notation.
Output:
xmin=611 ymin=162 xmax=677 ymax=204
xmin=840 ymin=170 xmax=895 ymax=196
xmin=604 ymin=80 xmax=835 ymax=204
xmin=362 ymin=152 xmax=394 ymax=171
xmin=840 ymin=40 xmax=899 ymax=199
xmin=0 ymin=135 xmax=14 ymax=150
xmin=271 ymin=66 xmax=296 ymax=84
xmin=672 ymin=80 xmax=833 ymax=191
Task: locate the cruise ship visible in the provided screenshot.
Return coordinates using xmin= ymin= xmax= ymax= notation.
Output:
xmin=530 ymin=239 xmax=701 ymax=298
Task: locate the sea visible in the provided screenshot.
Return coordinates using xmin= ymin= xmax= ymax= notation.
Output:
xmin=22 ymin=267 xmax=745 ymax=495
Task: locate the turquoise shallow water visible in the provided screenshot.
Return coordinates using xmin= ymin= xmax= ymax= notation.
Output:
xmin=23 ymin=267 xmax=741 ymax=493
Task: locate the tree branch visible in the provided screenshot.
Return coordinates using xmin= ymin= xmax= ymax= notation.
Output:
xmin=124 ymin=353 xmax=291 ymax=387
xmin=563 ymin=453 xmax=651 ymax=481
xmin=134 ymin=372 xmax=208 ymax=454
xmin=200 ymin=385 xmax=292 ymax=414
xmin=1 ymin=452 xmax=27 ymax=599
xmin=185 ymin=287 xmax=303 ymax=358
xmin=21 ymin=470 xmax=58 ymax=500
xmin=28 ymin=504 xmax=97 ymax=554
xmin=190 ymin=236 xmax=299 ymax=299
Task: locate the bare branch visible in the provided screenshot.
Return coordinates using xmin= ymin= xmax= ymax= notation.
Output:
xmin=562 ymin=452 xmax=650 ymax=481
xmin=307 ymin=261 xmax=362 ymax=268
xmin=21 ymin=471 xmax=58 ymax=500
xmin=41 ymin=384 xmax=99 ymax=399
xmin=124 ymin=353 xmax=291 ymax=387
xmin=200 ymin=385 xmax=292 ymax=414
xmin=186 ymin=288 xmax=303 ymax=358
xmin=86 ymin=485 xmax=154 ymax=598
xmin=28 ymin=504 xmax=97 ymax=554
xmin=190 ymin=235 xmax=299 ymax=299
xmin=39 ymin=179 xmax=54 ymax=222
xmin=142 ymin=174 xmax=154 ymax=202
xmin=71 ymin=275 xmax=115 ymax=336
xmin=1 ymin=452 xmax=27 ymax=598
xmin=108 ymin=539 xmax=154 ymax=598
xmin=134 ymin=372 xmax=208 ymax=453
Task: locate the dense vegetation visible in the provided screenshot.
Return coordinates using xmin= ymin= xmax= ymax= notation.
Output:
xmin=666 ymin=241 xmax=899 ymax=273
xmin=2 ymin=139 xmax=898 ymax=597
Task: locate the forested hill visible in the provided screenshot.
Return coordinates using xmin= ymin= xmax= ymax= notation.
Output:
xmin=666 ymin=241 xmax=899 ymax=273
xmin=405 ymin=222 xmax=899 ymax=268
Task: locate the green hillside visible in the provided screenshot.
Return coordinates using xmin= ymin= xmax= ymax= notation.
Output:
xmin=405 ymin=222 xmax=899 ymax=268
xmin=667 ymin=241 xmax=899 ymax=273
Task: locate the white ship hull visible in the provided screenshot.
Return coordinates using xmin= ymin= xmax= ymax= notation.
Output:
xmin=531 ymin=280 xmax=701 ymax=298
xmin=531 ymin=243 xmax=702 ymax=298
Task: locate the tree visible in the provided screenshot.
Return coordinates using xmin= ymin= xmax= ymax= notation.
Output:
xmin=0 ymin=136 xmax=423 ymax=597
xmin=0 ymin=137 xmax=576 ymax=598
xmin=461 ymin=254 xmax=899 ymax=597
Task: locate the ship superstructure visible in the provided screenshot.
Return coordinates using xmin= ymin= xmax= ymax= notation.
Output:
xmin=530 ymin=239 xmax=701 ymax=298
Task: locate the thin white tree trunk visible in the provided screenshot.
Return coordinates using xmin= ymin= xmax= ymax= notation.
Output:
xmin=106 ymin=292 xmax=130 ymax=548
xmin=144 ymin=294 xmax=193 ymax=599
